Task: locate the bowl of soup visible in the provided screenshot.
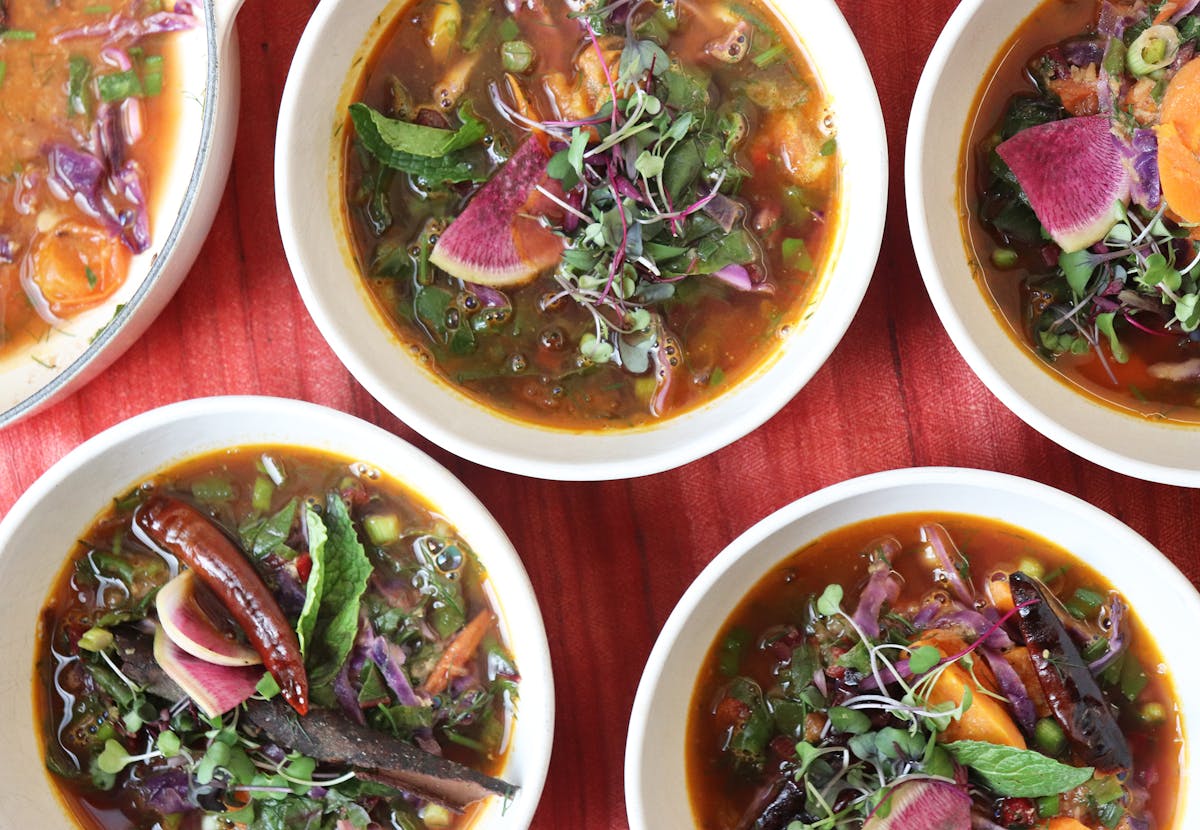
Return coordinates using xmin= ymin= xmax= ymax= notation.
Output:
xmin=0 ymin=0 xmax=245 ymax=428
xmin=276 ymin=0 xmax=886 ymax=480
xmin=0 ymin=395 xmax=553 ymax=829
xmin=909 ymin=0 xmax=1200 ymax=486
xmin=626 ymin=467 xmax=1197 ymax=830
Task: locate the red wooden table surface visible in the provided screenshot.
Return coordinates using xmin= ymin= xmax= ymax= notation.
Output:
xmin=3 ymin=0 xmax=1200 ymax=826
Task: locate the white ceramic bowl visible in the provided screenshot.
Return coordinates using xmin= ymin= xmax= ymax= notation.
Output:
xmin=0 ymin=0 xmax=244 ymax=429
xmin=625 ymin=467 xmax=1200 ymax=829
xmin=276 ymin=0 xmax=886 ymax=481
xmin=907 ymin=0 xmax=1200 ymax=487
xmin=0 ymin=396 xmax=553 ymax=829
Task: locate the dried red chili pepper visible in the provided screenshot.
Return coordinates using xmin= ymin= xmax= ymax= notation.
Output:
xmin=136 ymin=495 xmax=309 ymax=715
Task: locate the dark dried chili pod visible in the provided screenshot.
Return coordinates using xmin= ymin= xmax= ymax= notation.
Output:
xmin=1009 ymin=571 xmax=1131 ymax=772
xmin=136 ymin=495 xmax=309 ymax=715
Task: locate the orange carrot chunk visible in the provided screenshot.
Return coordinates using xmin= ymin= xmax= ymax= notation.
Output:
xmin=421 ymin=610 xmax=494 ymax=696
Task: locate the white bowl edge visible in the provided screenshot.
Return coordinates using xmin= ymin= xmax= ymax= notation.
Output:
xmin=0 ymin=395 xmax=554 ymax=829
xmin=625 ymin=466 xmax=1199 ymax=830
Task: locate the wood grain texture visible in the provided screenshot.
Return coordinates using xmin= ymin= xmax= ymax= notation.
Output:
xmin=2 ymin=1 xmax=1199 ymax=827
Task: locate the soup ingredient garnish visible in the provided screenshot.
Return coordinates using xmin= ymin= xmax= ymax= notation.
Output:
xmin=859 ymin=780 xmax=970 ymax=830
xmin=39 ymin=450 xmax=519 ymax=829
xmin=972 ymin=0 xmax=1200 ymax=395
xmin=995 ymin=115 xmax=1130 ymax=253
xmin=690 ymin=522 xmax=1172 ymax=829
xmin=343 ymin=0 xmax=836 ymax=426
xmin=135 ymin=495 xmax=310 ymax=715
xmin=155 ymin=569 xmax=263 ymax=666
xmin=428 ymin=138 xmax=566 ymax=286
xmin=1009 ymin=572 xmax=1132 ymax=772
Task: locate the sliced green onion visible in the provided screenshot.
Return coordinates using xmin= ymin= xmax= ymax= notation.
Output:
xmin=1036 ymin=795 xmax=1061 ymax=818
xmin=497 ymin=16 xmax=519 ymax=41
xmin=1 ymin=30 xmax=36 ymax=41
xmin=419 ymin=804 xmax=454 ymax=827
xmin=78 ymin=627 xmax=114 ymax=652
xmin=782 ymin=237 xmax=814 ymax=271
xmin=459 ymin=4 xmax=492 ymax=51
xmin=142 ymin=54 xmax=164 ymax=96
xmin=1120 ymin=656 xmax=1149 ymax=701
xmin=68 ymin=55 xmax=92 ymax=116
xmin=991 ymin=248 xmax=1019 ymax=268
xmin=500 ymin=40 xmax=535 ymax=73
xmin=819 ymin=137 xmax=838 ymax=157
xmin=1034 ymin=717 xmax=1066 ymax=756
xmin=1073 ymin=586 xmax=1106 ymax=611
xmin=191 ymin=475 xmax=234 ymax=503
xmin=752 ymin=43 xmax=786 ymax=68
xmin=251 ymin=475 xmax=274 ymax=514
xmin=1015 ymin=556 xmax=1045 ymax=580
xmin=0 ymin=61 xmax=6 ymax=88
xmin=1138 ymin=701 xmax=1167 ymax=725
xmin=97 ymin=69 xmax=143 ymax=103
xmin=1089 ymin=774 xmax=1125 ymax=805
xmin=364 ymin=513 xmax=401 ymax=546
xmin=1127 ymin=24 xmax=1180 ymax=75
xmin=84 ymin=3 xmax=113 ymax=12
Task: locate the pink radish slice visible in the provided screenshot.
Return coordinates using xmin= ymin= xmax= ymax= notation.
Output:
xmin=152 ymin=623 xmax=262 ymax=718
xmin=430 ymin=138 xmax=565 ymax=287
xmin=996 ymin=115 xmax=1130 ymax=253
xmin=862 ymin=781 xmax=972 ymax=830
xmin=156 ymin=570 xmax=262 ymax=667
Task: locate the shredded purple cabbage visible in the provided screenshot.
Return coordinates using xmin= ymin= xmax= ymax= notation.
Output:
xmin=982 ymin=648 xmax=1037 ymax=732
xmin=367 ymin=632 xmax=422 ymax=707
xmin=929 ymin=609 xmax=1015 ymax=651
xmin=465 ymin=283 xmax=510 ymax=308
xmin=139 ymin=769 xmax=193 ymax=815
xmin=850 ymin=540 xmax=903 ymax=640
xmin=921 ymin=524 xmax=975 ymax=607
xmin=1089 ymin=593 xmax=1128 ymax=674
xmin=1097 ymin=1 xmax=1135 ymax=37
xmin=53 ymin=3 xmax=197 ymax=47
xmin=333 ymin=660 xmax=367 ymax=726
xmin=1062 ymin=38 xmax=1105 ymax=68
xmin=0 ymin=236 xmax=15 ymax=265
xmin=702 ymin=192 xmax=744 ymax=233
xmin=1124 ymin=128 xmax=1162 ymax=211
xmin=1172 ymin=1 xmax=1200 ymax=23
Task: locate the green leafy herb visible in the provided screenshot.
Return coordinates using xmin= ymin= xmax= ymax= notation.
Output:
xmin=945 ymin=740 xmax=1095 ymax=797
xmin=908 ymin=644 xmax=942 ymax=674
xmin=301 ymin=495 xmax=373 ymax=686
xmin=238 ymin=498 xmax=298 ymax=560
xmin=97 ymin=70 xmax=142 ymax=103
xmin=68 ymin=56 xmax=92 ymax=116
xmin=348 ymin=102 xmax=487 ymax=183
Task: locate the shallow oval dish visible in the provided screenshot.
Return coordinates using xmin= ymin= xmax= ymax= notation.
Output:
xmin=0 ymin=0 xmax=244 ymax=429
xmin=276 ymin=0 xmax=886 ymax=481
xmin=625 ymin=467 xmax=1200 ymax=829
xmin=0 ymin=396 xmax=553 ymax=829
xmin=907 ymin=0 xmax=1200 ymax=487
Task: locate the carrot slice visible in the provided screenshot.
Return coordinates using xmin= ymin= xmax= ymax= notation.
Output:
xmin=1162 ymin=59 xmax=1200 ymax=152
xmin=911 ymin=634 xmax=1027 ymax=749
xmin=1154 ymin=1 xmax=1180 ymax=24
xmin=1157 ymin=122 xmax=1200 ymax=223
xmin=1048 ymin=818 xmax=1092 ymax=830
xmin=420 ymin=610 xmax=494 ymax=696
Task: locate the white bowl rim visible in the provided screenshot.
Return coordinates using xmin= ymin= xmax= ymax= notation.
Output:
xmin=276 ymin=0 xmax=887 ymax=481
xmin=0 ymin=394 xmax=555 ymax=829
xmin=0 ymin=0 xmax=238 ymax=430
xmin=624 ymin=465 xmax=1200 ymax=828
xmin=905 ymin=0 xmax=1200 ymax=488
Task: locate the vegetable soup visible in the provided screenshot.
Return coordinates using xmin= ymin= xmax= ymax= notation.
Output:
xmin=341 ymin=0 xmax=839 ymax=429
xmin=36 ymin=446 xmax=518 ymax=829
xmin=0 ymin=0 xmax=193 ymax=360
xmin=688 ymin=513 xmax=1181 ymax=829
xmin=963 ymin=0 xmax=1200 ymax=421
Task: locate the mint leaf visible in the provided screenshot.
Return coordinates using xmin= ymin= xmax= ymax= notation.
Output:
xmin=296 ymin=504 xmax=327 ymax=659
xmin=305 ymin=495 xmax=373 ymax=686
xmin=945 ymin=740 xmax=1094 ymax=797
xmin=238 ymin=498 xmax=298 ymax=560
xmin=348 ymin=103 xmax=487 ymax=183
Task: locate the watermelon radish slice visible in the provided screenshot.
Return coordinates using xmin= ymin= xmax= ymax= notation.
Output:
xmin=996 ymin=115 xmax=1130 ymax=253
xmin=156 ymin=570 xmax=263 ymax=667
xmin=152 ymin=622 xmax=262 ymax=717
xmin=863 ymin=781 xmax=971 ymax=830
xmin=430 ymin=138 xmax=565 ymax=287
